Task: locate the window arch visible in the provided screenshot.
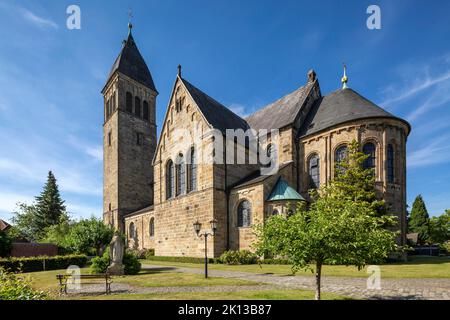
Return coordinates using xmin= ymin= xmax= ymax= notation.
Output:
xmin=237 ymin=200 xmax=252 ymax=227
xmin=166 ymin=160 xmax=174 ymax=199
xmin=335 ymin=145 xmax=348 ymax=175
xmin=188 ymin=147 xmax=197 ymax=192
xmin=129 ymin=222 xmax=135 ymax=239
xmin=308 ymin=153 xmax=320 ymax=189
xmin=387 ymin=144 xmax=395 ymax=183
xmin=176 ymin=153 xmax=186 ymax=196
xmin=135 ymin=96 xmax=141 ymax=117
xmin=363 ymin=142 xmax=376 ymax=170
xmin=126 ymin=92 xmax=133 ymax=113
xmin=143 ymin=100 xmax=149 ymax=121
xmin=149 ymin=218 xmax=154 ymax=237
xmin=106 ymin=98 xmax=111 ymax=118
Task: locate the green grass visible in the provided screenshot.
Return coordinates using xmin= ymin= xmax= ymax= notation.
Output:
xmin=24 ymin=267 xmax=259 ymax=298
xmin=141 ymin=256 xmax=450 ymax=279
xmin=113 ymin=270 xmax=259 ymax=287
xmin=75 ymin=290 xmax=348 ymax=300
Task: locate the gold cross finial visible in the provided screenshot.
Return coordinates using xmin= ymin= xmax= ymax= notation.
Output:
xmin=341 ymin=63 xmax=348 ymax=89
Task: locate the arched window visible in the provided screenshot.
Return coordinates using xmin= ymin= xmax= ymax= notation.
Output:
xmin=149 ymin=218 xmax=154 ymax=237
xmin=112 ymin=92 xmax=116 ymax=111
xmin=143 ymin=101 xmax=149 ymax=121
xmin=135 ymin=97 xmax=141 ymax=117
xmin=126 ymin=92 xmax=133 ymax=113
xmin=363 ymin=142 xmax=376 ymax=170
xmin=176 ymin=154 xmax=186 ymax=196
xmin=387 ymin=144 xmax=395 ymax=183
xmin=237 ymin=200 xmax=251 ymax=227
xmin=188 ymin=147 xmax=197 ymax=192
xmin=129 ymin=222 xmax=135 ymax=239
xmin=308 ymin=154 xmax=320 ymax=189
xmin=106 ymin=99 xmax=110 ymax=118
xmin=166 ymin=160 xmax=174 ymax=199
xmin=335 ymin=145 xmax=348 ymax=175
xmin=272 ymin=209 xmax=279 ymax=216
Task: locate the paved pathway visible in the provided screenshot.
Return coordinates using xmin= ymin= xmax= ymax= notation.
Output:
xmin=140 ymin=264 xmax=450 ymax=300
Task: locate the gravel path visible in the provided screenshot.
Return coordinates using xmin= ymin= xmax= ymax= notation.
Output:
xmin=64 ymin=264 xmax=450 ymax=300
xmin=140 ymin=264 xmax=450 ymax=300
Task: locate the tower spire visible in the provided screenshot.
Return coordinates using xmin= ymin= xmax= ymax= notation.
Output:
xmin=341 ymin=63 xmax=348 ymax=89
xmin=127 ymin=8 xmax=133 ymax=35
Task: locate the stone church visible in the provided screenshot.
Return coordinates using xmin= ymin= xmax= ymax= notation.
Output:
xmin=102 ymin=25 xmax=411 ymax=258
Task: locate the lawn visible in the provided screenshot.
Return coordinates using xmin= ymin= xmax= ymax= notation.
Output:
xmin=77 ymin=290 xmax=348 ymax=300
xmin=23 ymin=267 xmax=348 ymax=300
xmin=141 ymin=256 xmax=450 ymax=279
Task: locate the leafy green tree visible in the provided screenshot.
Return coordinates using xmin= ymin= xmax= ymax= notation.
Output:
xmin=408 ymin=195 xmax=430 ymax=244
xmin=429 ymin=210 xmax=450 ymax=244
xmin=0 ymin=230 xmax=12 ymax=257
xmin=255 ymin=140 xmax=399 ymax=300
xmin=65 ymin=217 xmax=114 ymax=256
xmin=41 ymin=215 xmax=73 ymax=249
xmin=11 ymin=202 xmax=40 ymax=242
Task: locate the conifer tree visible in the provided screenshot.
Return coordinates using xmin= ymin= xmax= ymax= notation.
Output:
xmin=408 ymin=195 xmax=430 ymax=244
xmin=33 ymin=171 xmax=67 ymax=239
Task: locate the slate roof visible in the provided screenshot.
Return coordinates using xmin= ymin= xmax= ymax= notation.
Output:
xmin=299 ymin=88 xmax=411 ymax=137
xmin=104 ymin=32 xmax=157 ymax=93
xmin=181 ymin=78 xmax=249 ymax=133
xmin=0 ymin=219 xmax=11 ymax=231
xmin=267 ymin=177 xmax=305 ymax=202
xmin=245 ymin=82 xmax=314 ymax=130
xmin=230 ymin=162 xmax=293 ymax=190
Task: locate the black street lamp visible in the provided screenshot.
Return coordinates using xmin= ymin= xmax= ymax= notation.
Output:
xmin=193 ymin=219 xmax=218 ymax=278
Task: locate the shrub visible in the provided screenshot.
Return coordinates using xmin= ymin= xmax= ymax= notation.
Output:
xmin=145 ymin=255 xmax=216 ymax=264
xmin=90 ymin=250 xmax=141 ymax=275
xmin=0 ymin=230 xmax=12 ymax=257
xmin=439 ymin=241 xmax=450 ymax=255
xmin=0 ymin=254 xmax=88 ymax=273
xmin=128 ymin=248 xmax=154 ymax=259
xmin=0 ymin=267 xmax=47 ymax=300
xmin=218 ymin=250 xmax=258 ymax=265
xmin=144 ymin=248 xmax=155 ymax=259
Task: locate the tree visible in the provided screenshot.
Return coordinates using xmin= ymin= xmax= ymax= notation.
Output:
xmin=34 ymin=171 xmax=67 ymax=238
xmin=65 ymin=217 xmax=114 ymax=255
xmin=331 ymin=140 xmax=386 ymax=216
xmin=11 ymin=171 xmax=67 ymax=242
xmin=11 ymin=202 xmax=40 ymax=242
xmin=41 ymin=215 xmax=73 ymax=249
xmin=0 ymin=230 xmax=12 ymax=257
xmin=255 ymin=140 xmax=399 ymax=300
xmin=408 ymin=195 xmax=430 ymax=244
xmin=429 ymin=210 xmax=450 ymax=244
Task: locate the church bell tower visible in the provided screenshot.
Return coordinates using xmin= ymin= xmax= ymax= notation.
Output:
xmin=102 ymin=23 xmax=157 ymax=231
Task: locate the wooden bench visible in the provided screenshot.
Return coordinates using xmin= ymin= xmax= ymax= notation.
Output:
xmin=56 ymin=273 xmax=112 ymax=295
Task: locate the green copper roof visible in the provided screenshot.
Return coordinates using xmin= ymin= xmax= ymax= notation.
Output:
xmin=267 ymin=178 xmax=305 ymax=202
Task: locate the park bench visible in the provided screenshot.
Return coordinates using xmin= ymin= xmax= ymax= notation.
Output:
xmin=56 ymin=273 xmax=112 ymax=295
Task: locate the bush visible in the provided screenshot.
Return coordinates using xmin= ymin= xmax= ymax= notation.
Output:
xmin=0 ymin=254 xmax=88 ymax=273
xmin=0 ymin=267 xmax=47 ymax=300
xmin=218 ymin=250 xmax=258 ymax=265
xmin=145 ymin=255 xmax=216 ymax=264
xmin=439 ymin=241 xmax=450 ymax=255
xmin=0 ymin=230 xmax=12 ymax=257
xmin=90 ymin=250 xmax=141 ymax=275
xmin=128 ymin=248 xmax=154 ymax=259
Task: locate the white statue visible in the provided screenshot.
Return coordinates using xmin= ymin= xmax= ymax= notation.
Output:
xmin=107 ymin=231 xmax=124 ymax=275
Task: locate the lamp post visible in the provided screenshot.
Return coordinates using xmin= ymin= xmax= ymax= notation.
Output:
xmin=193 ymin=219 xmax=218 ymax=278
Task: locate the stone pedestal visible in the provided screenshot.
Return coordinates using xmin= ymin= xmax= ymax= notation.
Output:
xmin=107 ymin=263 xmax=124 ymax=275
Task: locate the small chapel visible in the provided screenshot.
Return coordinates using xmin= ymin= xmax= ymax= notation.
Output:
xmin=102 ymin=24 xmax=410 ymax=258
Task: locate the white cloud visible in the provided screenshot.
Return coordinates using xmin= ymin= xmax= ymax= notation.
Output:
xmin=85 ymin=146 xmax=103 ymax=161
xmin=20 ymin=7 xmax=58 ymax=29
xmin=408 ymin=136 xmax=450 ymax=168
xmin=229 ymin=103 xmax=250 ymax=118
xmin=406 ymin=81 xmax=450 ymax=122
xmin=0 ymin=191 xmax=34 ymax=220
xmin=66 ymin=203 xmax=102 ymax=220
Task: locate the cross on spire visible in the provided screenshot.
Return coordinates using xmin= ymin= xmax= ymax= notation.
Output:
xmin=341 ymin=63 xmax=348 ymax=89
xmin=127 ymin=8 xmax=133 ymax=33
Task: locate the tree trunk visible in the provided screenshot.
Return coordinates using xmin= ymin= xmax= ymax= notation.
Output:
xmin=315 ymin=262 xmax=322 ymax=300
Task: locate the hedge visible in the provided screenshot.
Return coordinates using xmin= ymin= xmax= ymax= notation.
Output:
xmin=144 ymin=255 xmax=217 ymax=264
xmin=0 ymin=254 xmax=88 ymax=273
xmin=144 ymin=255 xmax=292 ymax=265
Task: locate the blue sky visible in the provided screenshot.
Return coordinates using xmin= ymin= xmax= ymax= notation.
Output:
xmin=0 ymin=0 xmax=449 ymax=222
